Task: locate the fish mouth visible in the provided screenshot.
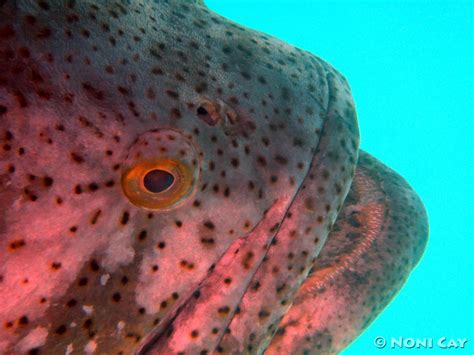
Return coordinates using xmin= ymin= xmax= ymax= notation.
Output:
xmin=134 ymin=197 xmax=293 ymax=354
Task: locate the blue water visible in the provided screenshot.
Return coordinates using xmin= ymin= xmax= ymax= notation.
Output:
xmin=206 ymin=1 xmax=473 ymax=353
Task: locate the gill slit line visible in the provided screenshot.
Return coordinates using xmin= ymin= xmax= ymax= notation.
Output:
xmin=212 ymin=70 xmax=336 ymax=351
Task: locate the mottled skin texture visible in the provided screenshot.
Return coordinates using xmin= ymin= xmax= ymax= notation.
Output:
xmin=0 ymin=0 xmax=428 ymax=354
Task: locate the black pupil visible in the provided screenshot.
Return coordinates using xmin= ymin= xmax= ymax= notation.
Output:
xmin=143 ymin=170 xmax=174 ymax=193
xmin=197 ymin=106 xmax=208 ymax=115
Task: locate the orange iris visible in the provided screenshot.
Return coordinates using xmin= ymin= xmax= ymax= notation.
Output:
xmin=121 ymin=158 xmax=194 ymax=210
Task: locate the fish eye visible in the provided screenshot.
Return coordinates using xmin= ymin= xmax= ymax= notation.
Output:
xmin=121 ymin=158 xmax=194 ymax=210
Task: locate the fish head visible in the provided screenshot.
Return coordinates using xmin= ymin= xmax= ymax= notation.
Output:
xmin=0 ymin=0 xmax=358 ymax=353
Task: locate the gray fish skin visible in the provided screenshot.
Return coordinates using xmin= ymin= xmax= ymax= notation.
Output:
xmin=0 ymin=0 xmax=427 ymax=354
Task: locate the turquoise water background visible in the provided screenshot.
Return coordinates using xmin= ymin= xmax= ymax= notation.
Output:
xmin=206 ymin=1 xmax=473 ymax=353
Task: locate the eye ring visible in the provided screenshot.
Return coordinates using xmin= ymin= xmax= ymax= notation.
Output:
xmin=121 ymin=158 xmax=194 ymax=210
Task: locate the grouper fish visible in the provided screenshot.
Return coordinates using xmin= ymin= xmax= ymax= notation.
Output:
xmin=0 ymin=0 xmax=429 ymax=354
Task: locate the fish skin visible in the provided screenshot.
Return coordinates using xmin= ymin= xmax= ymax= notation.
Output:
xmin=0 ymin=1 xmax=427 ymax=354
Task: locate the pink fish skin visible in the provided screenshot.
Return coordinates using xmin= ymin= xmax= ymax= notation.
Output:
xmin=0 ymin=1 xmax=427 ymax=354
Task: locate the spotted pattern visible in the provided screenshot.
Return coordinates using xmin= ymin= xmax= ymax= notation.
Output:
xmin=0 ymin=0 xmax=427 ymax=354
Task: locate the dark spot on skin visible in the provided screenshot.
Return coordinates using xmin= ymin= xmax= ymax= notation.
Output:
xmin=349 ymin=212 xmax=362 ymax=227
xmin=138 ymin=230 xmax=147 ymax=241
xmin=251 ymin=281 xmax=261 ymax=291
xmin=37 ymin=1 xmax=50 ymax=11
xmin=346 ymin=232 xmax=360 ymax=240
xmin=258 ymin=309 xmax=270 ymax=319
xmin=105 ymin=180 xmax=115 ymax=187
xmin=83 ymin=318 xmax=92 ymax=329
xmin=70 ymin=152 xmax=84 ymax=163
xmin=242 ymin=251 xmax=254 ymax=269
xmin=9 ymin=239 xmax=26 ymax=250
xmin=112 ymin=292 xmax=121 ymax=302
xmin=121 ymin=211 xmax=129 ymax=225
xmin=257 ymin=156 xmax=267 ymax=166
xmin=66 ymin=299 xmax=77 ymax=307
xmin=166 ymin=90 xmax=179 ymax=99
xmin=200 ymin=237 xmax=215 ymax=245
xmin=180 ymin=260 xmax=195 ymax=270
xmin=55 ymin=324 xmax=67 ymax=335
xmin=43 ymin=176 xmax=54 ymax=187
xmin=88 ymin=183 xmax=99 ymax=192
xmin=203 ymin=220 xmax=215 ymax=230
xmin=322 ymin=169 xmax=330 ymax=180
xmin=89 ymin=259 xmax=99 ymax=272
xmin=275 ymin=155 xmax=288 ymax=165
xmin=90 ymin=210 xmax=101 ymax=225
xmin=18 ymin=316 xmax=29 ymax=325
xmin=74 ymin=185 xmax=82 ymax=194
xmin=218 ymin=306 xmax=230 ymax=315
xmin=51 ymin=262 xmax=61 ymax=270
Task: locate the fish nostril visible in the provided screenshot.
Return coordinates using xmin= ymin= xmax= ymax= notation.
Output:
xmin=197 ymin=104 xmax=218 ymax=126
xmin=196 ymin=99 xmax=238 ymax=128
xmin=143 ymin=169 xmax=175 ymax=193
